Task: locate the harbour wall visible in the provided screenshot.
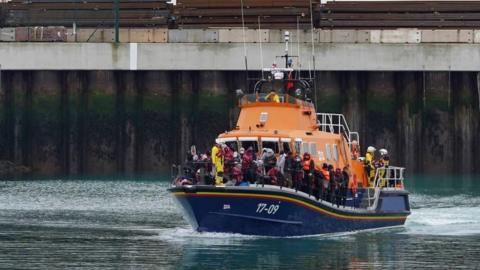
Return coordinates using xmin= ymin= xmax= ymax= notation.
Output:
xmin=0 ymin=70 xmax=479 ymax=176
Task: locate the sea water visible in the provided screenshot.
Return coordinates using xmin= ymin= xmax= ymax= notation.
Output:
xmin=0 ymin=176 xmax=479 ymax=269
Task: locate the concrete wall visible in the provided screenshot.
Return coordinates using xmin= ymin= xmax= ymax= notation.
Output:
xmin=1 ymin=42 xmax=480 ymax=71
xmin=0 ymin=70 xmax=479 ymax=177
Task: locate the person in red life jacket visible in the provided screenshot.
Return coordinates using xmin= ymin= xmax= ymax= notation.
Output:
xmin=286 ymin=71 xmax=295 ymax=93
xmin=241 ymin=147 xmax=255 ymax=183
xmin=222 ymin=144 xmax=234 ymax=176
xmin=320 ymin=163 xmax=330 ymax=201
xmin=302 ymin=152 xmax=315 ymax=195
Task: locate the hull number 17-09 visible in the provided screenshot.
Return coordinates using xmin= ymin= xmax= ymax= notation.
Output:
xmin=256 ymin=203 xmax=280 ymax=215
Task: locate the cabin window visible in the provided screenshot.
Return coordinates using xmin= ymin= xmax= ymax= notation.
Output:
xmin=282 ymin=142 xmax=291 ymax=153
xmin=225 ymin=141 xmax=238 ymax=152
xmin=326 ymin=144 xmax=332 ymax=160
xmin=302 ymin=142 xmax=309 ymax=154
xmin=319 ymin=151 xmax=325 ymax=161
xmin=241 ymin=140 xmax=259 ymax=153
xmin=262 ymin=141 xmax=279 ymax=153
xmin=309 ymin=142 xmax=317 ymax=157
xmin=333 ymin=144 xmax=339 ymax=161
xmin=294 ymin=141 xmax=301 ymax=154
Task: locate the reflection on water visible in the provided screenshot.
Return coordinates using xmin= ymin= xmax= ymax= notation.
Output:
xmin=0 ymin=176 xmax=479 ymax=269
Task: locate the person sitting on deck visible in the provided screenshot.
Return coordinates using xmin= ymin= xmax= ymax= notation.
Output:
xmin=265 ymin=89 xmax=280 ymax=103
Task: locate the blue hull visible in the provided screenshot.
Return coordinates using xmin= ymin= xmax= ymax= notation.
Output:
xmin=169 ymin=185 xmax=410 ymax=237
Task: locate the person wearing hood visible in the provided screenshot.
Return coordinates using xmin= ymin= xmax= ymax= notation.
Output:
xmin=262 ymin=148 xmax=277 ymax=173
xmin=222 ymin=144 xmax=234 ymax=176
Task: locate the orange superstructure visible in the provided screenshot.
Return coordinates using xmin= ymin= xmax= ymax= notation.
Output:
xmin=216 ymin=93 xmax=369 ymax=188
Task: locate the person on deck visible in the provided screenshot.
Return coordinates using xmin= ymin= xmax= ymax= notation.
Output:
xmin=378 ymin=148 xmax=390 ymax=187
xmin=340 ymin=166 xmax=350 ymax=207
xmin=265 ymin=89 xmax=280 ymax=103
xmin=365 ymin=146 xmax=376 ymax=187
xmin=320 ymin=163 xmax=330 ymax=201
xmin=211 ymin=143 xmax=224 ymax=185
xmin=292 ymin=153 xmax=303 ymax=191
xmin=302 ymin=153 xmax=315 ymax=195
xmin=263 ymin=148 xmax=277 ymax=173
xmin=242 ymin=147 xmax=256 ymax=183
xmin=222 ymin=144 xmax=234 ymax=176
xmin=333 ymin=168 xmax=343 ymax=207
xmin=328 ymin=164 xmax=335 ymax=202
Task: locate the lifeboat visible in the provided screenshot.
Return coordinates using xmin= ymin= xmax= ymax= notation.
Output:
xmin=168 ymin=32 xmax=410 ymax=237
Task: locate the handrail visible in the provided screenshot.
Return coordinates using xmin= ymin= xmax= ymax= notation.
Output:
xmin=316 ymin=113 xmax=360 ymax=154
xmin=373 ymin=166 xmax=405 ymax=190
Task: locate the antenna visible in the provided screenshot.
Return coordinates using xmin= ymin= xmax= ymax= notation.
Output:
xmin=240 ymin=0 xmax=248 ymax=85
xmin=258 ymin=16 xmax=264 ymax=79
xmin=284 ymin=31 xmax=290 ymax=68
xmin=296 ymin=16 xmax=301 ymax=79
xmin=309 ymin=0 xmax=318 ymax=109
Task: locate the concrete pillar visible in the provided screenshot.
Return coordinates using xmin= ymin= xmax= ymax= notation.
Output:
xmin=316 ymin=71 xmax=342 ymax=113
xmin=422 ymin=72 xmax=453 ymax=174
xmin=451 ymin=72 xmax=476 ymax=174
xmin=365 ymin=72 xmax=397 ymax=162
xmin=395 ymin=72 xmax=423 ymax=172
xmin=30 ymin=71 xmax=62 ymax=176
xmin=87 ymin=70 xmax=117 ymax=175
xmin=195 ymin=71 xmax=230 ymax=153
xmin=0 ymin=71 xmax=14 ymax=161
xmin=143 ymin=71 xmax=172 ymax=172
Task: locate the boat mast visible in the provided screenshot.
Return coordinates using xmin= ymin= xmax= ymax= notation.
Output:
xmin=284 ymin=31 xmax=290 ymax=68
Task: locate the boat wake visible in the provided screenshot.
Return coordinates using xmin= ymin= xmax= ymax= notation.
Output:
xmin=403 ymin=193 xmax=480 ymax=236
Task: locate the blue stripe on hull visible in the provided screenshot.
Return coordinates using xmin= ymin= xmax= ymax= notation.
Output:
xmin=173 ymin=192 xmax=407 ymax=237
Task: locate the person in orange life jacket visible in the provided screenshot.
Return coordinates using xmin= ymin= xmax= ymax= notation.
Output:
xmin=302 ymin=152 xmax=315 ymax=195
xmin=319 ymin=163 xmax=330 ymax=201
xmin=348 ymin=173 xmax=359 ymax=208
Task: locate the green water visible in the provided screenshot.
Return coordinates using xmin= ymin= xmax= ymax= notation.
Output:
xmin=0 ymin=176 xmax=479 ymax=269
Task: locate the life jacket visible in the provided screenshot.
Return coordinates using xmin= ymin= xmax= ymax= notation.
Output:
xmin=303 ymin=159 xmax=311 ymax=171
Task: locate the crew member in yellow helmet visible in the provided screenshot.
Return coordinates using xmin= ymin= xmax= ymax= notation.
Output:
xmin=365 ymin=146 xmax=376 ymax=187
